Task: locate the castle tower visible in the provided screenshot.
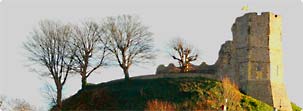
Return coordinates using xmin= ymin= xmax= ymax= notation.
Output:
xmin=231 ymin=12 xmax=292 ymax=111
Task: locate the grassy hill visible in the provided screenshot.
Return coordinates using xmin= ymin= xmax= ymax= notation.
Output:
xmin=59 ymin=76 xmax=276 ymax=111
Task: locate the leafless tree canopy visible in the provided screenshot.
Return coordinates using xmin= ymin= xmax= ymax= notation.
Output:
xmin=169 ymin=38 xmax=198 ymax=73
xmin=101 ymin=15 xmax=154 ymax=80
xmin=24 ymin=20 xmax=75 ymax=110
xmin=71 ymin=21 xmax=108 ymax=89
xmin=11 ymin=99 xmax=36 ymax=111
xmin=0 ymin=95 xmax=37 ymax=111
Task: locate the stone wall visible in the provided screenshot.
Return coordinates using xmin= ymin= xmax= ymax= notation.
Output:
xmin=232 ymin=12 xmax=291 ymax=111
xmin=155 ymin=12 xmax=292 ymax=111
xmin=156 ymin=63 xmax=217 ymax=75
xmin=133 ymin=73 xmax=218 ymax=80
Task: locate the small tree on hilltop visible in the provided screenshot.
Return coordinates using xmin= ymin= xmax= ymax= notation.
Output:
xmin=168 ymin=38 xmax=199 ymax=73
xmin=71 ymin=21 xmax=109 ymax=89
xmin=101 ymin=15 xmax=155 ymax=80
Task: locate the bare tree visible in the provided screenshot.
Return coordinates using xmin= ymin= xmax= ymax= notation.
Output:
xmin=71 ymin=21 xmax=108 ymax=89
xmin=10 ymin=99 xmax=36 ymax=111
xmin=24 ymin=20 xmax=75 ymax=110
xmin=0 ymin=95 xmax=37 ymax=111
xmin=101 ymin=15 xmax=154 ymax=80
xmin=169 ymin=38 xmax=198 ymax=73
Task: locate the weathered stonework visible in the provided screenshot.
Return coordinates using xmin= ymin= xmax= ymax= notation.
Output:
xmin=156 ymin=12 xmax=292 ymax=111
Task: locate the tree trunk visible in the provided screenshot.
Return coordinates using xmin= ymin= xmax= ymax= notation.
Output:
xmin=81 ymin=76 xmax=87 ymax=89
xmin=56 ymin=85 xmax=62 ymax=111
xmin=82 ymin=57 xmax=89 ymax=89
xmin=180 ymin=66 xmax=186 ymax=73
xmin=123 ymin=68 xmax=130 ymax=80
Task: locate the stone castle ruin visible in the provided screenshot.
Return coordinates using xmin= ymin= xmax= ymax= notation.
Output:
xmin=156 ymin=12 xmax=292 ymax=111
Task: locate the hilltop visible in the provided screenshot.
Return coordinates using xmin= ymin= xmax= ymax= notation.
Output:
xmin=58 ymin=75 xmax=274 ymax=111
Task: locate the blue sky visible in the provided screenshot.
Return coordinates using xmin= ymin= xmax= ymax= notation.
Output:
xmin=0 ymin=0 xmax=303 ymax=109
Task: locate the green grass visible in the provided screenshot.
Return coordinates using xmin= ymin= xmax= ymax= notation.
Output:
xmin=240 ymin=95 xmax=273 ymax=111
xmin=292 ymin=102 xmax=302 ymax=111
xmin=60 ymin=77 xmax=273 ymax=111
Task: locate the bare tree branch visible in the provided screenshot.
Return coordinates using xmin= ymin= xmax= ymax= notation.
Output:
xmin=41 ymin=82 xmax=57 ymax=107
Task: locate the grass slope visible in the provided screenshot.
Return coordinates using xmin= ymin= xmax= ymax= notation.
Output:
xmin=60 ymin=77 xmax=273 ymax=111
xmin=292 ymin=102 xmax=302 ymax=111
